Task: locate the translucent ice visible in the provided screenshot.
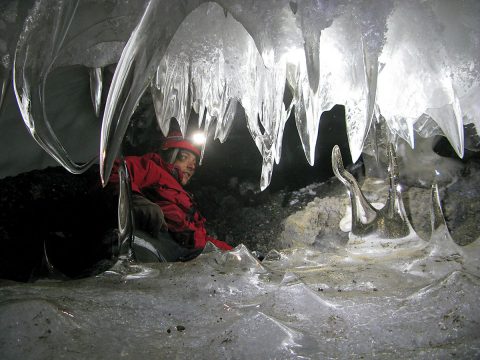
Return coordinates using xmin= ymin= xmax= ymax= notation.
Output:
xmin=6 ymin=0 xmax=479 ymax=188
xmin=333 ymin=144 xmax=430 ymax=257
xmin=2 ymin=239 xmax=479 ymax=358
xmin=89 ymin=67 xmax=103 ymax=117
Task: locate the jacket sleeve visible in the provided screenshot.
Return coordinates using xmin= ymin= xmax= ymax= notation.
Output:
xmin=205 ymin=235 xmax=234 ymax=251
xmin=161 ymin=202 xmax=233 ymax=251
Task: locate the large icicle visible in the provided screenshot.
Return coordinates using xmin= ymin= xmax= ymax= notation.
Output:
xmin=349 ymin=0 xmax=393 ymax=163
xmin=289 ymin=1 xmax=339 ymax=166
xmin=431 ymin=0 xmax=480 ymax=142
xmin=317 ymin=9 xmax=369 ymax=163
xmin=151 ymin=55 xmax=192 ymax=137
xmin=13 ymin=0 xmax=96 ymax=173
xmin=376 ymin=0 xmax=474 ymax=155
xmin=100 ymin=0 xmax=207 ymax=185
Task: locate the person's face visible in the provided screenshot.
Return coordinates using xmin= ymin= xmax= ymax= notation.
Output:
xmin=174 ymin=150 xmax=197 ymax=185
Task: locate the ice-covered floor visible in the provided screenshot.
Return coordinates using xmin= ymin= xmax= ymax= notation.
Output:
xmin=1 ymin=236 xmax=479 ymax=359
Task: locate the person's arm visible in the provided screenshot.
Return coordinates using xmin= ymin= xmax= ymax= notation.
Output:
xmin=205 ymin=235 xmax=234 ymax=251
xmin=161 ymin=203 xmax=232 ymax=250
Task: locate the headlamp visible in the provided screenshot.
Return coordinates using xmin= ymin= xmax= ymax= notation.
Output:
xmin=191 ymin=132 xmax=206 ymax=146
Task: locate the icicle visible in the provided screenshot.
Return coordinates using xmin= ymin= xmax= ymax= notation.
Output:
xmin=173 ymin=60 xmax=192 ymax=136
xmin=0 ymin=54 xmax=10 ymax=113
xmin=89 ymin=67 xmax=103 ymax=118
xmin=290 ymin=58 xmax=322 ymax=166
xmin=214 ymin=98 xmax=237 ymax=143
xmin=151 ymin=59 xmax=170 ymax=136
xmin=0 ymin=72 xmax=8 ymax=114
xmin=13 ymin=0 xmax=95 ymax=174
xmin=317 ymin=11 xmax=370 ymax=163
xmin=100 ymin=0 xmax=206 ymax=186
xmin=296 ymin=0 xmax=340 ymax=93
xmin=376 ymin=0 xmax=473 ymax=156
xmin=199 ymin=110 xmax=215 ymax=166
xmin=353 ymin=0 xmax=393 ymax=162
xmin=425 ymin=96 xmax=464 ymax=159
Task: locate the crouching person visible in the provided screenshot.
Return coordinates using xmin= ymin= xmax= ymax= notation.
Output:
xmin=111 ymin=131 xmax=233 ymax=262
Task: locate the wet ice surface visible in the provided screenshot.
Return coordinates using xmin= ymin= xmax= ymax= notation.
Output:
xmin=1 ymin=239 xmax=479 ymax=359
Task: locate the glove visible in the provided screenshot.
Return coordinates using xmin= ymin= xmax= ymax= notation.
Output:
xmin=132 ymin=194 xmax=168 ymax=237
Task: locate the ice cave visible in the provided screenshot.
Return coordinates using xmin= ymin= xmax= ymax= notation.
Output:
xmin=1 ymin=0 xmax=480 ymax=358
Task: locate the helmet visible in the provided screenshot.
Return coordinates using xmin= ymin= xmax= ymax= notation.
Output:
xmin=161 ymin=131 xmax=201 ymax=158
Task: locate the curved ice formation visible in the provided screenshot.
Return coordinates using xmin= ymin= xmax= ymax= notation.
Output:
xmin=332 ymin=144 xmax=430 ymax=256
xmin=13 ymin=0 xmax=94 ymax=173
xmin=332 ymin=144 xmax=413 ymax=239
xmin=10 ymin=0 xmax=145 ymax=174
xmin=5 ymin=0 xmax=480 ymax=187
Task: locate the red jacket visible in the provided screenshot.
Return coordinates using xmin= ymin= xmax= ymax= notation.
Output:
xmin=112 ymin=153 xmax=232 ymax=251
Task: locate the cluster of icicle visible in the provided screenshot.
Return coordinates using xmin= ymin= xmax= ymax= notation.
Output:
xmin=4 ymin=0 xmax=479 ymax=189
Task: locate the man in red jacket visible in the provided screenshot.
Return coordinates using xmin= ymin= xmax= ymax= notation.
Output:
xmin=117 ymin=131 xmax=232 ymax=261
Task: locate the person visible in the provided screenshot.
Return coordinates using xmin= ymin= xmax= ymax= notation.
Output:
xmin=112 ymin=131 xmax=233 ymax=261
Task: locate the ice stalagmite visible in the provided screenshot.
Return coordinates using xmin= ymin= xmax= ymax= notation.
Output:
xmin=116 ymin=160 xmax=134 ymax=259
xmin=429 ymin=183 xmax=463 ymax=260
xmin=89 ymin=67 xmax=103 ymax=118
xmin=0 ymin=65 xmax=8 ymax=114
xmin=332 ymin=144 xmax=427 ymax=255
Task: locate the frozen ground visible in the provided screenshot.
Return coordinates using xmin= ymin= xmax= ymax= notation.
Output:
xmin=1 ymin=234 xmax=479 ymax=359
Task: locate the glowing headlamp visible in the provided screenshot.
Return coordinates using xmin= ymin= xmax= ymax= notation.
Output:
xmin=191 ymin=132 xmax=206 ymax=146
